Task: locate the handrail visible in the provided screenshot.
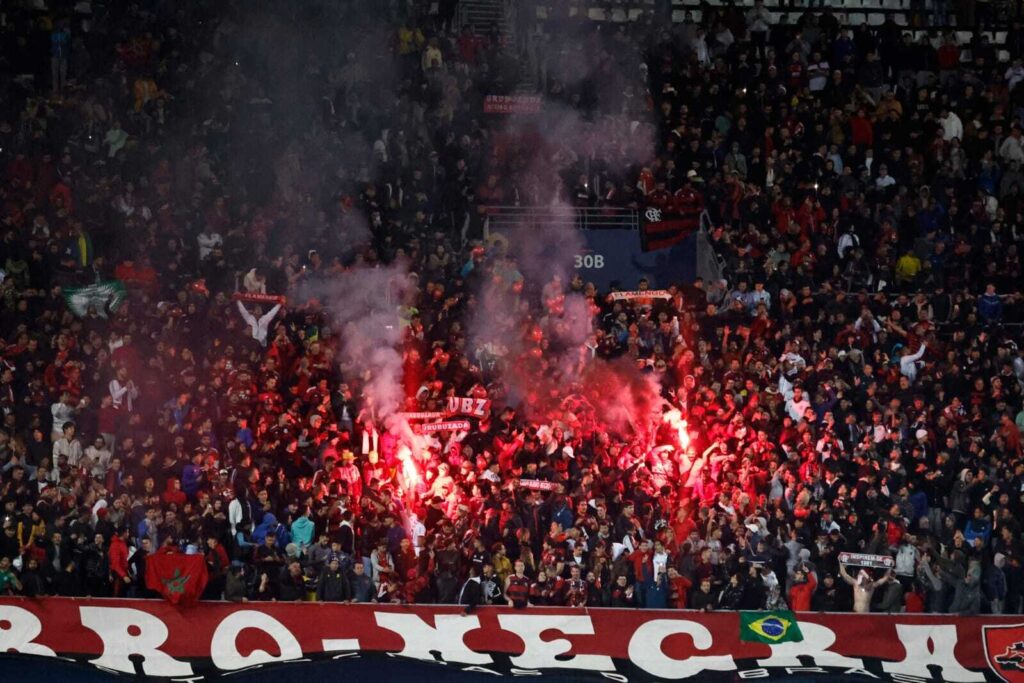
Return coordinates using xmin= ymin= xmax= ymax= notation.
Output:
xmin=482 ymin=205 xmax=640 ymax=230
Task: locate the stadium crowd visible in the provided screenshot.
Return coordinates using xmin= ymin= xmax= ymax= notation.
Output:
xmin=1 ymin=0 xmax=1024 ymax=617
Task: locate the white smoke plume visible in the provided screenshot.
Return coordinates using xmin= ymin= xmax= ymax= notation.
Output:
xmin=295 ymin=262 xmax=413 ymax=421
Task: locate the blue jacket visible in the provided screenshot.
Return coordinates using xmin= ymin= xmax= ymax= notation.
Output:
xmin=181 ymin=462 xmax=203 ymax=496
xmin=964 ymin=518 xmax=992 ymax=545
xmin=643 ymin=574 xmax=669 ymax=609
xmin=978 ymin=293 xmax=1004 ymax=322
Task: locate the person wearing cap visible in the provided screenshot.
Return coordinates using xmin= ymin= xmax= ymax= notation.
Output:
xmin=316 ymin=556 xmax=352 ymax=603
xmin=788 ymin=563 xmax=817 ymax=611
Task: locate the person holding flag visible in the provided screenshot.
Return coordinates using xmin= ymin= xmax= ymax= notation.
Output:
xmin=840 ymin=562 xmax=893 ymax=613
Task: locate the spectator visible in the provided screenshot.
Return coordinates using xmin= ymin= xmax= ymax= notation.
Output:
xmin=316 ymin=556 xmax=352 ymax=602
xmin=840 ymin=565 xmax=891 ymax=613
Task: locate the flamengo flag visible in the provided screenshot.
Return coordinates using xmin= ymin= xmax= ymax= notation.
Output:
xmin=63 ymin=281 xmax=126 ymax=318
xmin=145 ymin=549 xmax=208 ymax=605
xmin=640 ymin=206 xmax=700 ymax=252
xmin=740 ymin=611 xmax=803 ymax=644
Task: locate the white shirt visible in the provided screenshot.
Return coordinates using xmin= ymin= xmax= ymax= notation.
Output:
xmin=109 ymin=378 xmax=139 ymax=411
xmin=1007 ymin=65 xmax=1024 ymax=92
xmin=899 ymin=343 xmax=927 ymax=383
xmin=85 ymin=445 xmax=112 ymax=478
xmin=228 ymin=498 xmax=244 ymax=537
xmin=786 ymin=397 xmax=811 ymax=422
xmin=51 ymin=401 xmax=76 ymax=434
xmin=197 ymin=232 xmax=222 ymax=260
xmin=779 ymin=352 xmax=806 ymax=377
xmin=53 ymin=437 xmax=83 ymax=466
xmin=243 ymin=268 xmax=267 ymax=293
xmin=837 ymin=231 xmax=860 ymax=258
xmin=1000 ymin=136 xmax=1024 ymax=164
xmin=941 ymin=112 xmax=963 ymax=142
xmin=808 ymin=61 xmax=830 ymax=91
xmin=750 ymin=289 xmax=771 ymax=311
xmin=237 ymin=301 xmax=282 ymax=346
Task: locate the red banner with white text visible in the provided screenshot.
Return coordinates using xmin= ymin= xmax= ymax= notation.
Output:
xmin=0 ymin=598 xmax=1019 ymax=681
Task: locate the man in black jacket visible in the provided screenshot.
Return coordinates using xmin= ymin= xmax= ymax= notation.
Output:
xmin=690 ymin=577 xmax=719 ymax=611
xmin=457 ymin=565 xmax=483 ymax=613
xmin=316 ymin=556 xmax=352 ymax=602
xmin=277 ymin=560 xmax=307 ymax=602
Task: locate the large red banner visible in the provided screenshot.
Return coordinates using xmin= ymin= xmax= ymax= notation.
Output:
xmin=0 ymin=597 xmax=1020 ymax=681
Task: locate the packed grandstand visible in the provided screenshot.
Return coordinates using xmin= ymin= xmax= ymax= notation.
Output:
xmin=0 ymin=0 xmax=1023 ymax=627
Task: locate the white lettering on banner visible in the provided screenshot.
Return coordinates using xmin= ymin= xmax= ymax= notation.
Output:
xmin=374 ymin=612 xmax=493 ymax=665
xmin=445 ymin=397 xmax=490 ymax=417
xmin=462 ymin=665 xmax=502 ymax=676
xmin=210 ymin=611 xmax=303 ymax=671
xmin=843 ymin=669 xmax=881 ymax=678
xmin=738 ymin=669 xmax=771 ymax=678
xmin=497 ymin=614 xmax=614 ymax=671
xmin=0 ymin=605 xmax=57 ymax=657
xmin=600 ymin=674 xmax=629 ymax=682
xmin=79 ymin=607 xmax=193 ymax=677
xmin=627 ymin=619 xmax=736 ymax=679
xmin=321 ymin=638 xmax=361 ymax=652
xmin=881 ymin=625 xmax=985 ymax=682
xmin=756 ymin=623 xmax=861 ymax=669
xmin=574 ymin=254 xmax=605 ymax=269
xmin=890 ymin=674 xmax=931 ymax=683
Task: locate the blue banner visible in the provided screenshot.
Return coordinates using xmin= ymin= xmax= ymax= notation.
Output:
xmin=575 ymin=229 xmax=696 ymax=290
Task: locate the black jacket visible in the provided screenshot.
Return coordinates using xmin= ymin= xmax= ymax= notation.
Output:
xmin=316 ymin=569 xmax=352 ymax=602
xmin=457 ymin=577 xmax=483 ymax=612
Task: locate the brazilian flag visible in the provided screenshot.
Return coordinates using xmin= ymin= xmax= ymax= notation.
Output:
xmin=740 ymin=611 xmax=803 ymax=644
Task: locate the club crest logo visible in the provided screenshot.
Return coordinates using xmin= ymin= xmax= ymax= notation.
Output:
xmin=984 ymin=624 xmax=1024 ymax=683
xmin=644 ymin=207 xmax=662 ymax=223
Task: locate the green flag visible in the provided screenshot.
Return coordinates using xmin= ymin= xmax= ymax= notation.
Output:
xmin=63 ymin=281 xmax=127 ymax=318
xmin=740 ymin=611 xmax=803 ymax=644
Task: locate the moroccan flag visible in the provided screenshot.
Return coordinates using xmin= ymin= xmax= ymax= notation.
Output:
xmin=740 ymin=611 xmax=803 ymax=644
xmin=640 ymin=206 xmax=700 ymax=252
xmin=63 ymin=280 xmax=126 ymax=318
xmin=145 ymin=549 xmax=208 ymax=605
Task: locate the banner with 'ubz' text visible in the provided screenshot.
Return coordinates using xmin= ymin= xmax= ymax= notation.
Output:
xmin=0 ymin=598 xmax=1020 ymax=681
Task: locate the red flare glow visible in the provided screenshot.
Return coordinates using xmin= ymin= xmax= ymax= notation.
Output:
xmin=663 ymin=408 xmax=690 ymax=452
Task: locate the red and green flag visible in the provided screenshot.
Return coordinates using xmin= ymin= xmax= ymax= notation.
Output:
xmin=145 ymin=549 xmax=208 ymax=605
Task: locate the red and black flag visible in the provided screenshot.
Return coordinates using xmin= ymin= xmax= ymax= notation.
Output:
xmin=145 ymin=548 xmax=209 ymax=605
xmin=640 ymin=205 xmax=700 ymax=251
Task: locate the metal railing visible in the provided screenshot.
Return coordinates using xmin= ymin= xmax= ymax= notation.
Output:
xmin=482 ymin=205 xmax=640 ymax=231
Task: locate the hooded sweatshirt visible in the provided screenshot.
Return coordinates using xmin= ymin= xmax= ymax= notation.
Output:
xmin=291 ymin=515 xmax=315 ymax=550
xmin=252 ymin=513 xmax=288 ymax=548
xmin=161 ymin=478 xmax=187 ymax=507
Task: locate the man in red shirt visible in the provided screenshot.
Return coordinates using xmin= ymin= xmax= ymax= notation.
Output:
xmin=205 ymin=535 xmax=230 ymax=600
xmin=667 ymin=566 xmax=692 ymax=609
xmin=108 ymin=527 xmax=131 ymax=597
xmin=788 ymin=564 xmax=817 ymax=612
